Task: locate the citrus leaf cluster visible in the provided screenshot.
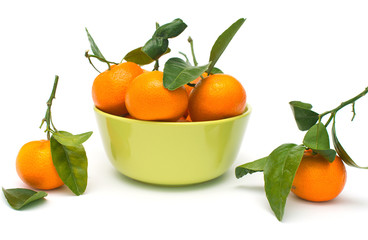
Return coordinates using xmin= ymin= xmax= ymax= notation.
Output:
xmin=85 ymin=18 xmax=246 ymax=91
xmin=162 ymin=18 xmax=245 ymax=90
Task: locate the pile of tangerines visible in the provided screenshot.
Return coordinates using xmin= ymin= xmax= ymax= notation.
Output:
xmin=92 ymin=62 xmax=246 ymax=122
xmin=87 ymin=18 xmax=248 ymax=123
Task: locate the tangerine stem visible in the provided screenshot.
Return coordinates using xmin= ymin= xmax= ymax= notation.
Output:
xmin=85 ymin=51 xmax=101 ymax=73
xmin=188 ymin=36 xmax=198 ymax=66
xmin=153 ymin=60 xmax=159 ymax=71
xmin=85 ymin=51 xmax=118 ymax=72
xmin=40 ymin=75 xmax=59 ymax=140
xmin=320 ymin=86 xmax=368 ymax=127
xmin=179 ymin=51 xmax=190 ymax=64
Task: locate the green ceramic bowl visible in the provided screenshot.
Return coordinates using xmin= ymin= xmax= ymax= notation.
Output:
xmin=94 ymin=104 xmax=251 ymax=186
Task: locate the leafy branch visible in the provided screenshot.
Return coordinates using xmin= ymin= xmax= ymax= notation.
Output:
xmin=40 ymin=76 xmax=92 ymax=196
xmin=236 ymin=86 xmax=368 ymax=221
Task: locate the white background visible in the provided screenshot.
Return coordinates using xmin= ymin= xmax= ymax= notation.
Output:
xmin=1 ymin=0 xmax=368 ymax=239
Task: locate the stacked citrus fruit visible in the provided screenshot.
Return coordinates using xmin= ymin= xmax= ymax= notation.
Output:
xmin=92 ymin=66 xmax=247 ymax=122
xmin=88 ymin=18 xmax=248 ymax=123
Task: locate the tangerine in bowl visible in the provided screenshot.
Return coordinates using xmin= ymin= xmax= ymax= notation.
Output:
xmin=94 ymin=104 xmax=251 ymax=185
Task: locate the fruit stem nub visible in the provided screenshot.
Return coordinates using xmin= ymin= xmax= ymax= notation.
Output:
xmin=153 ymin=60 xmax=159 ymax=71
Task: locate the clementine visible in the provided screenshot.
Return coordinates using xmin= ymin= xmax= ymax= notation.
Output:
xmin=125 ymin=71 xmax=188 ymax=121
xmin=188 ymin=74 xmax=246 ymax=121
xmin=92 ymin=62 xmax=143 ymax=116
xmin=16 ymin=140 xmax=64 ymax=190
xmin=291 ymin=150 xmax=347 ymax=202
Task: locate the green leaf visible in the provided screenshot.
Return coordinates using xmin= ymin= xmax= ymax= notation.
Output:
xmin=289 ymin=101 xmax=319 ymax=131
xmin=141 ymin=19 xmax=186 ymax=61
xmin=50 ymin=136 xmax=88 ymax=196
xmin=332 ymin=119 xmax=368 ymax=169
xmin=313 ymin=149 xmax=336 ymax=163
xmin=207 ymin=18 xmax=246 ymax=74
xmin=290 ymin=101 xmax=313 ymax=110
xmin=142 ymin=37 xmax=169 ymax=60
xmin=2 ymin=188 xmax=47 ymax=210
xmin=163 ymin=57 xmax=210 ymax=90
xmin=123 ymin=47 xmax=172 ymax=66
xmin=210 ymin=67 xmax=223 ymax=74
xmin=303 ymin=122 xmax=330 ymax=150
xmin=153 ymin=18 xmax=187 ymax=39
xmin=52 ymin=131 xmax=93 ymax=147
xmin=85 ymin=28 xmax=106 ymax=61
xmin=123 ymin=47 xmax=155 ymax=65
xmin=235 ymin=157 xmax=267 ymax=179
xmin=264 ymin=144 xmax=305 ymax=221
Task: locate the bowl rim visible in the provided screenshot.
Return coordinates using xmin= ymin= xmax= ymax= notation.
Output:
xmin=94 ymin=103 xmax=251 ymax=126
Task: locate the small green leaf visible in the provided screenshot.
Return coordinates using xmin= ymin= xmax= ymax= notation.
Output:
xmin=235 ymin=157 xmax=267 ymax=179
xmin=303 ymin=122 xmax=330 ymax=150
xmin=141 ymin=19 xmax=186 ymax=61
xmin=123 ymin=47 xmax=155 ymax=65
xmin=50 ymin=136 xmax=88 ymax=196
xmin=123 ymin=47 xmax=172 ymax=66
xmin=153 ymin=18 xmax=187 ymax=39
xmin=2 ymin=188 xmax=47 ymax=210
xmin=207 ymin=18 xmax=246 ymax=74
xmin=264 ymin=144 xmax=305 ymax=221
xmin=313 ymin=149 xmax=336 ymax=163
xmin=332 ymin=119 xmax=368 ymax=169
xmin=289 ymin=101 xmax=319 ymax=131
xmin=85 ymin=28 xmax=106 ymax=61
xmin=142 ymin=37 xmax=169 ymax=60
xmin=289 ymin=101 xmax=313 ymax=110
xmin=210 ymin=67 xmax=223 ymax=74
xmin=53 ymin=131 xmax=93 ymax=147
xmin=163 ymin=57 xmax=210 ymax=90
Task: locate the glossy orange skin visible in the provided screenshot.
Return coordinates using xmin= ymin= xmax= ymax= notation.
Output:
xmin=291 ymin=150 xmax=347 ymax=202
xmin=92 ymin=62 xmax=143 ymax=116
xmin=188 ymin=74 xmax=246 ymax=121
xmin=125 ymin=71 xmax=188 ymax=121
xmin=16 ymin=140 xmax=64 ymax=190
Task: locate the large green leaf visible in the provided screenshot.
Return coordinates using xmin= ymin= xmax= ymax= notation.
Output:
xmin=207 ymin=18 xmax=246 ymax=74
xmin=289 ymin=101 xmax=319 ymax=131
xmin=303 ymin=122 xmax=330 ymax=150
xmin=153 ymin=18 xmax=187 ymax=39
xmin=163 ymin=57 xmax=210 ymax=90
xmin=50 ymin=136 xmax=88 ymax=196
xmin=235 ymin=157 xmax=267 ymax=179
xmin=2 ymin=188 xmax=47 ymax=210
xmin=52 ymin=131 xmax=93 ymax=147
xmin=264 ymin=143 xmax=305 ymax=221
xmin=85 ymin=28 xmax=106 ymax=60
